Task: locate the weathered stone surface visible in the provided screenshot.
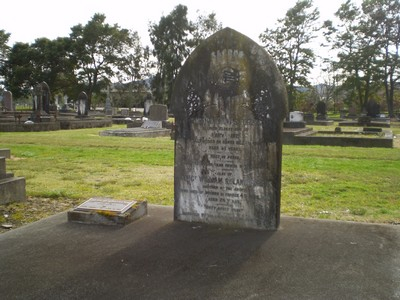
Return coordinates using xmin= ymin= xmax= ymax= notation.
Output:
xmin=0 ymin=149 xmax=11 ymax=159
xmin=0 ymin=177 xmax=26 ymax=204
xmin=2 ymin=91 xmax=13 ymax=111
xmin=77 ymin=91 xmax=89 ymax=116
xmin=172 ymin=27 xmax=287 ymax=230
xmin=149 ymin=104 xmax=168 ymax=121
xmin=68 ymin=198 xmax=147 ymax=226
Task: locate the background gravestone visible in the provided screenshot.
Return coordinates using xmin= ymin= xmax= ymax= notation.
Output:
xmin=149 ymin=104 xmax=168 ymax=121
xmin=2 ymin=91 xmax=13 ymax=111
xmin=366 ymin=99 xmax=380 ymax=118
xmin=144 ymin=98 xmax=153 ymax=116
xmin=316 ymin=101 xmax=327 ymax=120
xmin=77 ymin=91 xmax=89 ymax=116
xmin=32 ymin=82 xmax=51 ymax=122
xmin=172 ymin=27 xmax=287 ymax=230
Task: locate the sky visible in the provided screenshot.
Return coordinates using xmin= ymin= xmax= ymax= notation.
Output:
xmin=0 ymin=0 xmax=362 ymax=82
xmin=1 ymin=0 xmax=363 ymax=45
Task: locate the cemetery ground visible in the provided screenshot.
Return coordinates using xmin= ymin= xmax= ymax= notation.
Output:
xmin=0 ymin=123 xmax=399 ymax=233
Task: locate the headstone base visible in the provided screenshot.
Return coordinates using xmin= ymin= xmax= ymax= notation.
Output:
xmin=68 ymin=199 xmax=147 ymax=226
xmin=283 ymin=121 xmax=306 ymax=128
xmin=0 ymin=177 xmax=26 ymax=204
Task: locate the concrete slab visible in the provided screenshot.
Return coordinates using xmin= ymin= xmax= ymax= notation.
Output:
xmin=99 ymin=127 xmax=171 ymax=138
xmin=0 ymin=205 xmax=399 ymax=299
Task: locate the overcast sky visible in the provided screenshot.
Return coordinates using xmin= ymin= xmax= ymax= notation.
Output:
xmin=2 ymin=0 xmax=362 ymax=45
xmin=0 ymin=0 xmax=363 ymax=83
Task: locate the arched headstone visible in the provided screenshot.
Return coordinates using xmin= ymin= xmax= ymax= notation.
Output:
xmin=32 ymin=81 xmax=51 ymax=114
xmin=172 ymin=28 xmax=288 ymax=230
xmin=77 ymin=91 xmax=89 ymax=116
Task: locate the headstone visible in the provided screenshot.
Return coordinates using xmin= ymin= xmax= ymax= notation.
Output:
xmin=2 ymin=91 xmax=13 ymax=111
xmin=171 ymin=28 xmax=288 ymax=230
xmin=32 ymin=82 xmax=51 ymax=121
xmin=144 ymin=99 xmax=153 ymax=116
xmin=105 ymin=86 xmax=113 ymax=116
xmin=149 ymin=104 xmax=168 ymax=121
xmin=77 ymin=91 xmax=88 ymax=116
xmin=289 ymin=111 xmax=304 ymax=122
xmin=348 ymin=106 xmax=357 ymax=118
xmin=316 ymin=101 xmax=327 ymax=120
xmin=366 ymin=99 xmax=380 ymax=118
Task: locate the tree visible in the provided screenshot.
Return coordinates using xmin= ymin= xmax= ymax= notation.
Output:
xmin=2 ymin=37 xmax=77 ymax=100
xmin=362 ymin=0 xmax=400 ymax=117
xmin=259 ymin=0 xmax=320 ymax=111
xmin=30 ymin=37 xmax=78 ymax=96
xmin=69 ymin=13 xmax=135 ymax=109
xmin=115 ymin=32 xmax=154 ymax=109
xmin=190 ymin=11 xmax=223 ymax=48
xmin=2 ymin=42 xmax=35 ymax=98
xmin=324 ymin=0 xmax=389 ymax=113
xmin=0 ymin=29 xmax=10 ymax=88
xmin=149 ymin=5 xmax=193 ymax=105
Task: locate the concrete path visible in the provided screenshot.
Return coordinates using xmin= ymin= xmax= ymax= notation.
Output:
xmin=0 ymin=205 xmax=399 ymax=299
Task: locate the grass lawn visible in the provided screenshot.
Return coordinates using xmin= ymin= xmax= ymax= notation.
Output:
xmin=1 ymin=123 xmax=399 ymax=228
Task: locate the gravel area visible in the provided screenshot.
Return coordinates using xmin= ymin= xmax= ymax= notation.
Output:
xmin=0 ymin=197 xmax=81 ymax=234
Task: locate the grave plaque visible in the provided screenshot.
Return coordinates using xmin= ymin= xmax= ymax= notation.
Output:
xmin=75 ymin=197 xmax=136 ymax=214
xmin=172 ymin=28 xmax=287 ymax=230
xmin=68 ymin=197 xmax=147 ymax=226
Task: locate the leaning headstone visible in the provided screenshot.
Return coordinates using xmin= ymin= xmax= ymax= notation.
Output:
xmin=2 ymin=91 xmax=13 ymax=111
xmin=172 ymin=28 xmax=288 ymax=230
xmin=149 ymin=104 xmax=168 ymax=121
xmin=77 ymin=91 xmax=89 ymax=116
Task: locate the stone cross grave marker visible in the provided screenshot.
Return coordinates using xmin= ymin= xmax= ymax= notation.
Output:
xmin=171 ymin=28 xmax=287 ymax=230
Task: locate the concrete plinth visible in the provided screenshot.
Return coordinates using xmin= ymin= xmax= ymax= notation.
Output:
xmin=0 ymin=177 xmax=26 ymax=204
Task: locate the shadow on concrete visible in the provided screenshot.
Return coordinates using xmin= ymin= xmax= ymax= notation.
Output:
xmin=0 ymin=205 xmax=399 ymax=299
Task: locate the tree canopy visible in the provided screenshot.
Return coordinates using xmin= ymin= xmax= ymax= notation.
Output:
xmin=260 ymin=0 xmax=320 ymax=111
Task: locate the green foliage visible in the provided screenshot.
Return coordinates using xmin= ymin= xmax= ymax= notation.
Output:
xmin=2 ymin=42 xmax=35 ymax=98
xmin=69 ymin=13 xmax=137 ymax=108
xmin=149 ymin=5 xmax=192 ymax=104
xmin=149 ymin=5 xmax=222 ymax=105
xmin=190 ymin=12 xmax=223 ymax=47
xmin=0 ymin=29 xmax=10 ymax=73
xmin=260 ymin=0 xmax=320 ymax=111
xmin=324 ymin=0 xmax=400 ymax=116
